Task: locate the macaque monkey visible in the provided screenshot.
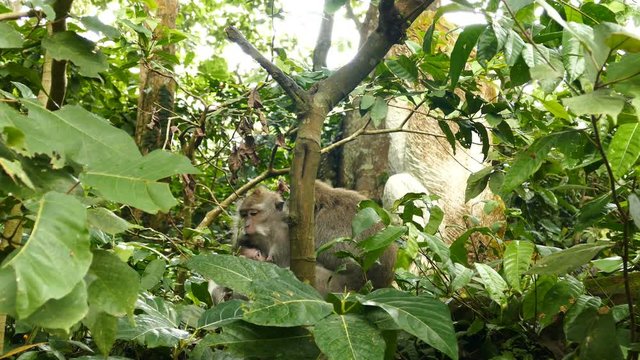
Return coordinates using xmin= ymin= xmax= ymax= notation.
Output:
xmin=236 ymin=180 xmax=397 ymax=294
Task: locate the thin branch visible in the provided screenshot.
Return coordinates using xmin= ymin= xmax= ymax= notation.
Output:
xmin=0 ymin=9 xmax=40 ymax=21
xmin=225 ymin=26 xmax=310 ymax=110
xmin=312 ymin=4 xmax=334 ymax=71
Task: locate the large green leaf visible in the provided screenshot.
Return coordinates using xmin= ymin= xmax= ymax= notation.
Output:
xmin=606 ymin=123 xmax=640 ymax=178
xmin=0 ymin=23 xmax=24 ymax=48
xmin=81 ymin=150 xmax=197 ymax=213
xmin=465 ymin=166 xmax=493 ymax=202
xmin=562 ymin=29 xmax=585 ymax=82
xmin=196 ymin=323 xmax=318 ymax=359
xmin=563 ymin=89 xmax=626 ymax=118
xmin=41 ymin=31 xmax=108 ymax=78
xmin=598 ymin=22 xmax=640 ymax=53
xmin=313 ymin=314 xmax=385 ymax=360
xmin=502 ymin=134 xmax=557 ymax=193
xmin=187 ymin=254 xmax=292 ymax=295
xmin=370 ymin=97 xmax=388 ymax=127
xmin=140 ymin=259 xmax=166 ymax=291
xmin=474 ymin=263 xmax=508 ymax=308
xmin=23 ymin=280 xmax=88 ymax=331
xmin=387 ymin=56 xmax=418 ymax=83
xmin=528 ymin=243 xmax=611 ymax=275
xmin=449 ymin=24 xmax=487 ymax=88
xmin=504 ymin=30 xmax=525 ymax=66
xmin=537 ymin=277 xmax=583 ymax=329
xmin=565 ymin=308 xmax=623 ymax=359
xmin=0 ymin=192 xmax=91 ymax=318
xmin=244 ymin=277 xmax=333 ymax=327
xmin=362 ymin=289 xmax=458 ymax=360
xmin=87 ymin=208 xmax=136 ymax=235
xmin=198 ymin=300 xmax=245 ymax=330
xmin=84 ymin=309 xmax=119 ymax=355
xmin=358 ymin=225 xmax=406 ymax=252
xmin=117 ymin=294 xmax=190 ymax=348
xmin=503 ymin=240 xmax=535 ymax=292
xmin=87 ymin=250 xmax=139 ymax=317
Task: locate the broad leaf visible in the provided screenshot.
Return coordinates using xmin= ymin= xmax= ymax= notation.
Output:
xmin=370 ymin=97 xmax=388 ymax=127
xmin=80 ymin=16 xmax=121 ymax=39
xmin=362 ymin=289 xmax=458 ymax=360
xmin=117 ymin=294 xmax=190 ymax=348
xmin=244 ymin=277 xmax=333 ymax=327
xmin=387 ymin=56 xmax=418 ymax=83
xmin=140 ymin=259 xmax=166 ymax=291
xmin=0 ymin=192 xmax=91 ymax=318
xmin=24 ymin=280 xmax=88 ymax=331
xmin=313 ymin=314 xmax=385 ymax=360
xmin=87 ymin=250 xmax=139 ymax=317
xmin=474 ymin=263 xmax=508 ymax=308
xmin=537 ymin=277 xmax=583 ymax=329
xmin=358 ymin=225 xmax=406 ymax=252
xmin=352 ymin=207 xmax=381 ymax=238
xmin=424 ymin=205 xmax=444 ymax=235
xmin=503 ymin=240 xmax=535 ymax=292
xmin=198 ymin=300 xmax=245 ymax=330
xmin=87 ymin=208 xmax=136 ymax=235
xmin=502 ymin=135 xmax=557 ymax=193
xmin=41 ymin=31 xmax=108 ymax=78
xmin=504 ymin=30 xmax=525 ymax=66
xmin=562 ymin=29 xmax=585 ymax=82
xmin=563 ymin=89 xmax=626 ymax=118
xmin=528 ymin=243 xmax=611 ymax=275
xmin=606 ymin=123 xmax=640 ymax=178
xmin=84 ymin=309 xmax=118 ymax=355
xmin=196 ymin=323 xmax=318 ymax=359
xmin=565 ymin=308 xmax=623 ymax=359
xmin=0 ymin=23 xmax=23 ymax=48
xmin=466 ymin=166 xmax=493 ymax=202
xmin=449 ymin=24 xmax=487 ymax=88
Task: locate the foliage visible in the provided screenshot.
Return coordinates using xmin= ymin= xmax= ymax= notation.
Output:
xmin=1 ymin=0 xmax=640 ymax=358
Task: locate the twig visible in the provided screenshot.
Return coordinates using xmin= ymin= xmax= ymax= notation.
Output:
xmin=0 ymin=9 xmax=40 ymax=22
xmin=225 ymin=26 xmax=310 ymax=110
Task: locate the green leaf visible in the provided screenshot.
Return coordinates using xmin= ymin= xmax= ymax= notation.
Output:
xmin=387 ymin=56 xmax=418 ymax=82
xmin=244 ymin=277 xmax=333 ymax=327
xmin=528 ymin=243 xmax=611 ymax=275
xmin=563 ymin=89 xmax=626 ymax=117
xmin=198 ymin=300 xmax=245 ymax=330
xmin=449 ymin=24 xmax=487 ymax=88
xmin=0 ymin=23 xmax=24 ymax=48
xmin=630 ymin=194 xmax=640 ymax=230
xmin=80 ymin=16 xmax=121 ymax=39
xmin=360 ymin=94 xmax=375 ymax=110
xmin=576 ymin=194 xmax=614 ymax=230
xmin=598 ymin=22 xmax=640 ymax=53
xmin=562 ymin=29 xmax=586 ymax=82
xmin=197 ymin=323 xmax=318 ymax=359
xmin=542 ymin=99 xmax=571 ymax=121
xmin=87 ymin=250 xmax=140 ymax=317
xmin=313 ymin=314 xmax=385 ymax=360
xmin=359 ymin=225 xmax=406 ymax=252
xmin=352 ymin=207 xmax=382 ymax=238
xmin=362 ymin=289 xmax=458 ymax=360
xmin=477 ymin=26 xmax=498 ymax=63
xmin=84 ymin=309 xmax=118 ymax=355
xmin=24 ymin=280 xmax=88 ymax=331
xmin=606 ymin=123 xmax=640 ymax=178
xmin=140 ymin=259 xmax=166 ymax=291
xmin=0 ymin=192 xmax=91 ymax=318
xmin=421 ymin=233 xmax=450 ymax=263
xmin=424 ymin=205 xmax=444 ymax=235
xmin=474 ymin=263 xmax=508 ymax=308
xmin=565 ymin=308 xmax=623 ymax=359
xmin=81 ymin=150 xmax=199 ymax=213
xmin=0 ymin=158 xmax=34 ymax=189
xmin=537 ymin=277 xmax=583 ymax=329
xmin=464 ymin=166 xmax=493 ymax=202
xmin=502 ymin=134 xmax=557 ymax=193
xmin=504 ymin=0 xmax=533 ymax=13
xmin=187 ymin=254 xmax=310 ymax=297
xmin=503 ymin=240 xmax=535 ymax=292
xmin=41 ymin=31 xmax=108 ymax=78
xmin=504 ymin=30 xmax=525 ymax=66
xmin=370 ymin=97 xmax=388 ymax=127
xmin=117 ymin=294 xmax=190 ymax=348
xmin=87 ymin=208 xmax=136 ymax=235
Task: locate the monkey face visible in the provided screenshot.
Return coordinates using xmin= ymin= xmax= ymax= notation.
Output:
xmin=238 ymin=187 xmax=286 ymax=238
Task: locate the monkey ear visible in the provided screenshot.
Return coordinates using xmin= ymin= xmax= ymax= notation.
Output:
xmin=275 ymin=200 xmax=285 ymax=211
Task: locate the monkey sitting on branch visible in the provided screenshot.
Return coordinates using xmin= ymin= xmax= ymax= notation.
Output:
xmin=235 ymin=180 xmax=397 ymax=295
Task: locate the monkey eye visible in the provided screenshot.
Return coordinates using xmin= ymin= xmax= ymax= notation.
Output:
xmin=248 ymin=210 xmax=259 ymax=216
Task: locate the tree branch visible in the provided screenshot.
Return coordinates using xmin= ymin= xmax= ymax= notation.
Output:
xmin=0 ymin=9 xmax=40 ymax=22
xmin=312 ymin=6 xmax=334 ymax=71
xmin=226 ymin=26 xmax=310 ymax=111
